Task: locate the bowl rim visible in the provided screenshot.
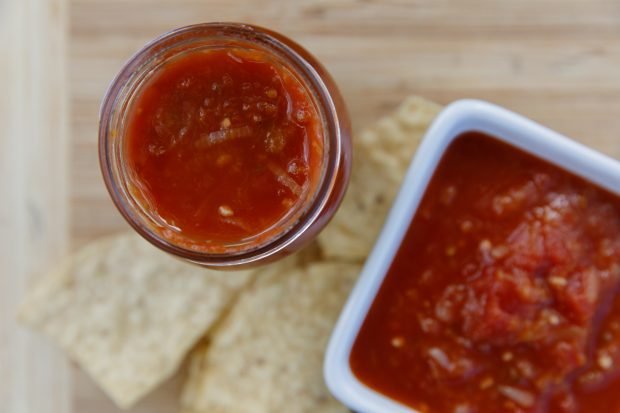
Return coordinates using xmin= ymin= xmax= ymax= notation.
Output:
xmin=323 ymin=98 xmax=620 ymax=413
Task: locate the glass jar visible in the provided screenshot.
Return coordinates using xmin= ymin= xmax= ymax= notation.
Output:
xmin=99 ymin=23 xmax=352 ymax=269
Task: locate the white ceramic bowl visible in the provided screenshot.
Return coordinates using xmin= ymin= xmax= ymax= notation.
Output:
xmin=324 ymin=99 xmax=620 ymax=413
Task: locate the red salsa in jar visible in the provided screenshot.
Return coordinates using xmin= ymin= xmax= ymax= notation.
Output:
xmin=350 ymin=132 xmax=620 ymax=413
xmin=100 ymin=24 xmax=351 ymax=268
xmin=125 ymin=48 xmax=323 ymax=252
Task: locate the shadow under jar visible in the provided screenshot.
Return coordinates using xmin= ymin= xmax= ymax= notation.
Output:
xmin=99 ymin=23 xmax=352 ymax=269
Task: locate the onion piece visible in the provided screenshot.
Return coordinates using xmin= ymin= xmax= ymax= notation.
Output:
xmin=221 ymin=217 xmax=252 ymax=233
xmin=267 ymin=162 xmax=302 ymax=197
xmin=453 ymin=404 xmax=473 ymax=413
xmin=195 ymin=126 xmax=252 ymax=148
xmin=427 ymin=347 xmax=453 ymax=372
xmin=498 ymin=385 xmax=535 ymax=408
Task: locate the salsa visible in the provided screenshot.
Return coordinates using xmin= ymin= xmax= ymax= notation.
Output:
xmin=350 ymin=132 xmax=620 ymax=413
xmin=124 ymin=48 xmax=323 ymax=251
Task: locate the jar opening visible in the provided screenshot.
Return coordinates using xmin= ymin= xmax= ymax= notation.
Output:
xmin=100 ymin=23 xmax=347 ymax=267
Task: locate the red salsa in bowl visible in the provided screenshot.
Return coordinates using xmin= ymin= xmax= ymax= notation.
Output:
xmin=99 ymin=24 xmax=351 ymax=268
xmin=350 ymin=132 xmax=620 ymax=413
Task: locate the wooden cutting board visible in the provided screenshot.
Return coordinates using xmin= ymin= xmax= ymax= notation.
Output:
xmin=3 ymin=0 xmax=620 ymax=412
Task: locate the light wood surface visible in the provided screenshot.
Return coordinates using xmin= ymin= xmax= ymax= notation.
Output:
xmin=3 ymin=0 xmax=620 ymax=412
xmin=70 ymin=0 xmax=620 ymax=247
xmin=0 ymin=0 xmax=71 ymax=413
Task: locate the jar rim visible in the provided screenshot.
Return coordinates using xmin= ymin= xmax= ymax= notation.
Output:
xmin=99 ymin=22 xmax=346 ymax=267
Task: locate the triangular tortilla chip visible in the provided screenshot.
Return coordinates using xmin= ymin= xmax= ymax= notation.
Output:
xmin=19 ymin=232 xmax=255 ymax=409
xmin=181 ymin=261 xmax=360 ymax=413
xmin=318 ymin=96 xmax=442 ymax=261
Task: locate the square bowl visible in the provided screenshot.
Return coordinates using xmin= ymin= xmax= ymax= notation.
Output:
xmin=323 ymin=99 xmax=620 ymax=413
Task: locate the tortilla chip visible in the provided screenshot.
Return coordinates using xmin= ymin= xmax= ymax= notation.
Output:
xmin=180 ymin=261 xmax=360 ymax=413
xmin=318 ymin=96 xmax=442 ymax=261
xmin=360 ymin=96 xmax=442 ymax=167
xmin=317 ymin=151 xmax=401 ymax=261
xmin=19 ymin=232 xmax=255 ymax=409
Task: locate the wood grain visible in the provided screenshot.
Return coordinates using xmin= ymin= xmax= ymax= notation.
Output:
xmin=3 ymin=0 xmax=620 ymax=412
xmin=70 ymin=0 xmax=620 ymax=248
xmin=0 ymin=0 xmax=71 ymax=412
